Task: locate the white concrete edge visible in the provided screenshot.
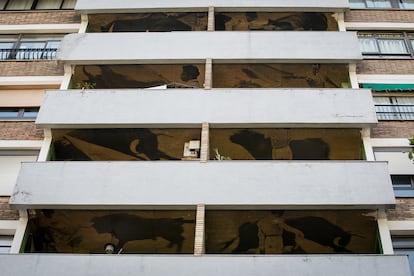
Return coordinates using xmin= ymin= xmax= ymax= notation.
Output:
xmin=0 ymin=24 xmax=81 ymax=34
xmin=371 ymin=139 xmax=413 ymax=148
xmin=346 ymin=22 xmax=414 ymax=31
xmin=357 ymin=74 xmax=414 ymax=84
xmin=0 ymin=76 xmax=64 ymax=86
xmin=378 ymin=210 xmax=394 ymax=254
xmin=389 ymin=221 xmax=414 ymax=235
xmin=0 ymin=140 xmax=43 ymax=150
xmin=0 ymin=215 xmax=27 ymax=254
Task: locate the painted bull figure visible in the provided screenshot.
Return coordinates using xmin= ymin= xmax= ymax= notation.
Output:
xmin=91 ymin=214 xmax=193 ymax=253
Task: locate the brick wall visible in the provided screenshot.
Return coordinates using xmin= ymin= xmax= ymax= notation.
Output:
xmin=357 ymin=60 xmax=414 ymax=75
xmin=0 ymin=10 xmax=80 ymax=25
xmin=0 ymin=61 xmax=64 ymax=76
xmin=0 ymin=197 xmax=19 ymax=220
xmin=371 ymin=121 xmax=414 ymax=138
xmin=387 ymin=198 xmax=414 ymax=221
xmin=345 ymin=10 xmax=414 ymax=23
xmin=0 ymin=122 xmax=43 ymax=140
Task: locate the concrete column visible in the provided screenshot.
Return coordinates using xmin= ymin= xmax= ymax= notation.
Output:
xmin=59 ymin=64 xmax=73 ymax=90
xmin=378 ymin=209 xmax=394 ymax=254
xmin=362 ymin=128 xmax=375 ymax=161
xmin=10 ymin=210 xmax=28 ymax=253
xmin=204 ymin=58 xmax=212 ymax=89
xmin=349 ymin=64 xmax=359 ymax=89
xmin=37 ymin=129 xmax=52 ymax=162
xmin=207 ymin=6 xmax=215 ymax=31
xmin=333 ymin=12 xmax=346 ymax=31
xmin=79 ymin=14 xmax=89 ymax=34
xmin=200 ymin=122 xmax=209 ymax=162
xmin=194 ymin=203 xmax=205 ymax=256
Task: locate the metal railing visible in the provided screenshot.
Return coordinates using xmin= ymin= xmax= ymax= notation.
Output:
xmin=0 ymin=48 xmax=58 ymax=60
xmin=375 ymin=104 xmax=414 ymax=120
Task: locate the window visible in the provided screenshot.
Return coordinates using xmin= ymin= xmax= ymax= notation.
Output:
xmin=350 ymin=0 xmax=414 ymax=9
xmin=0 ymin=35 xmax=61 ymax=60
xmin=393 ymin=236 xmax=414 ymax=275
xmin=0 ymin=107 xmax=39 ymax=120
xmin=0 ymin=151 xmax=38 ymax=196
xmin=373 ymin=97 xmax=414 ymax=120
xmin=374 ymin=147 xmax=414 ymax=196
xmin=0 ymin=236 xmax=13 ymax=253
xmin=358 ymin=33 xmax=414 ymax=57
xmin=391 ymin=175 xmax=414 ymax=196
xmin=0 ymin=0 xmax=76 ymax=10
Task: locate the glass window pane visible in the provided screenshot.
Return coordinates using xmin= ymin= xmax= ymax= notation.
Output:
xmin=349 ymin=0 xmax=367 ymax=8
xmin=400 ymin=0 xmax=414 ymax=8
xmin=6 ymin=0 xmax=34 ymax=10
xmin=0 ymin=108 xmax=20 ymax=118
xmin=366 ymin=0 xmax=393 ymax=7
xmin=35 ymin=0 xmax=62 ymax=9
xmin=359 ymin=38 xmax=379 ymax=53
xmin=378 ymin=39 xmax=408 ymax=54
xmin=61 ymin=0 xmax=76 ymax=9
xmin=391 ymin=175 xmax=413 ymax=189
xmin=0 ymin=42 xmax=15 ymax=60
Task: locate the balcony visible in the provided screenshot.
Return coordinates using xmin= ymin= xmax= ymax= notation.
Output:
xmin=75 ymin=0 xmax=350 ymax=13
xmin=35 ymin=89 xmax=377 ymax=128
xmin=10 ymin=161 xmax=395 ymax=209
xmin=57 ymin=32 xmax=362 ymax=64
xmin=0 ymin=255 xmax=410 ymax=276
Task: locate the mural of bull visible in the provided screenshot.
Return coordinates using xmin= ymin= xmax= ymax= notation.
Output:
xmin=91 ymin=213 xmax=194 ymax=253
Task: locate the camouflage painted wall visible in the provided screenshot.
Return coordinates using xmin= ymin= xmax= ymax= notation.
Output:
xmin=210 ymin=129 xmax=362 ymax=160
xmin=206 ymin=210 xmax=378 ymax=254
xmin=27 ymin=210 xmax=196 ymax=254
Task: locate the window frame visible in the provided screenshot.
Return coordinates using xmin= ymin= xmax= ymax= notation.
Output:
xmin=373 ymin=96 xmax=414 ymax=120
xmin=0 ymin=34 xmax=61 ymax=61
xmin=349 ymin=0 xmax=414 ymax=9
xmin=0 ymin=0 xmax=75 ymax=10
xmin=358 ymin=32 xmax=414 ymax=58
xmin=0 ymin=107 xmax=39 ymax=121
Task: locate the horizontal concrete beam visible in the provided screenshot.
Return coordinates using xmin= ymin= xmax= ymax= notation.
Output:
xmin=57 ymin=32 xmax=362 ymax=64
xmin=36 ymin=89 xmax=377 ymax=128
xmin=0 ymin=254 xmax=410 ymax=276
xmin=75 ymin=0 xmax=349 ymax=13
xmin=10 ymin=161 xmax=395 ymax=209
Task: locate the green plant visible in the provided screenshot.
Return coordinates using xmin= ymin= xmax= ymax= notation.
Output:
xmin=409 ymin=137 xmax=414 ymax=162
xmin=75 ymin=81 xmax=96 ymax=89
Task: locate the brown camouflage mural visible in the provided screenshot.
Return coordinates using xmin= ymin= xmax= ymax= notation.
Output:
xmin=215 ymin=12 xmax=338 ymax=31
xmin=213 ymin=64 xmax=349 ymax=88
xmin=52 ymin=129 xmax=201 ymax=161
xmin=72 ymin=64 xmax=205 ymax=89
xmin=210 ymin=129 xmax=362 ymax=160
xmin=206 ymin=210 xmax=379 ymax=254
xmin=88 ymin=13 xmax=208 ymax=32
xmin=26 ymin=210 xmax=196 ymax=254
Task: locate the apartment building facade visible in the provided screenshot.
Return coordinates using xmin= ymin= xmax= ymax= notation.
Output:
xmin=0 ymin=0 xmax=412 ymax=275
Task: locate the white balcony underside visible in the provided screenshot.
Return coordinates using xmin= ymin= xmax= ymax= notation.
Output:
xmin=0 ymin=254 xmax=410 ymax=276
xmin=75 ymin=0 xmax=349 ymax=13
xmin=36 ymin=89 xmax=377 ymax=128
xmin=10 ymin=161 xmax=394 ymax=209
xmin=57 ymin=32 xmax=362 ymax=64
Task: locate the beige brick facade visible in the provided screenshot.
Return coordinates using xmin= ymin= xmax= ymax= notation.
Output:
xmin=345 ymin=10 xmax=414 ymax=23
xmin=0 ymin=61 xmax=64 ymax=76
xmin=387 ymin=198 xmax=414 ymax=221
xmin=357 ymin=60 xmax=414 ymax=75
xmin=0 ymin=10 xmax=80 ymax=25
xmin=371 ymin=121 xmax=414 ymax=138
xmin=0 ymin=197 xmax=19 ymax=220
xmin=0 ymin=122 xmax=43 ymax=140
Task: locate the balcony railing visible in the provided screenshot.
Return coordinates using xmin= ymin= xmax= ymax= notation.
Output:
xmin=375 ymin=104 xmax=414 ymax=120
xmin=0 ymin=48 xmax=58 ymax=61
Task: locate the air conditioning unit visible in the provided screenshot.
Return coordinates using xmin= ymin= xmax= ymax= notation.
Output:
xmin=183 ymin=140 xmax=201 ymax=158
